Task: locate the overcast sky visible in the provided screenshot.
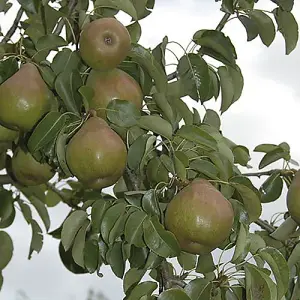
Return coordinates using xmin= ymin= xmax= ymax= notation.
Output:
xmin=1 ymin=0 xmax=300 ymax=299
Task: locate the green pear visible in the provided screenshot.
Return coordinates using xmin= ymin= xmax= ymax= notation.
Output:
xmin=165 ymin=179 xmax=234 ymax=255
xmin=0 ymin=124 xmax=18 ymax=142
xmin=86 ymin=68 xmax=143 ymax=119
xmin=79 ymin=18 xmax=131 ymax=70
xmin=11 ymin=147 xmax=54 ymax=186
xmin=287 ymin=170 xmax=300 ymax=224
xmin=66 ymin=116 xmax=127 ymax=189
xmin=0 ymin=63 xmax=52 ymax=132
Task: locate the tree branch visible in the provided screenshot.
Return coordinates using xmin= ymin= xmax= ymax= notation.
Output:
xmin=0 ymin=174 xmax=14 ymax=185
xmin=242 ymin=169 xmax=296 ymax=178
xmin=53 ymin=0 xmax=78 ymax=36
xmin=1 ymin=7 xmax=24 ymax=44
xmin=255 ymin=219 xmax=275 ymax=233
xmin=166 ymin=12 xmax=231 ymax=81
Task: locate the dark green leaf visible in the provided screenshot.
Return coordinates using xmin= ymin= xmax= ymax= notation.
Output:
xmin=107 ymin=99 xmax=141 ymax=127
xmin=260 ymin=171 xmax=283 ymax=203
xmin=274 ymin=0 xmax=293 ymax=11
xmin=238 ymin=15 xmax=259 ymax=41
xmin=143 ymin=216 xmax=180 ymax=258
xmin=142 ymin=189 xmax=161 ymax=217
xmin=178 ymin=252 xmax=197 ymax=271
xmin=91 ymin=199 xmax=112 ymax=233
xmin=18 ymin=199 xmax=32 ymax=224
xmin=0 ymin=231 xmax=13 ymax=270
xmin=288 ymin=242 xmax=300 ymax=269
xmin=231 ymin=223 xmax=250 ymax=263
xmin=172 ymin=97 xmax=193 ymax=125
xmin=35 ymin=34 xmax=67 ymax=57
xmin=44 ymin=189 xmax=62 ymax=207
xmin=55 ymin=131 xmax=73 ymax=177
xmin=61 ymin=210 xmax=88 ymax=251
xmin=0 ymin=57 xmax=18 ymax=84
xmin=17 ymin=0 xmax=39 ymax=14
xmin=28 ymin=219 xmax=43 ymax=260
xmin=152 ymin=36 xmax=168 ymax=72
xmin=127 ymin=281 xmax=158 ymax=300
xmin=123 ymin=268 xmax=146 ymax=294
xmin=218 ymin=66 xmax=234 ymax=114
xmin=84 ymin=237 xmax=99 ymax=273
xmin=185 ymin=278 xmax=212 ymax=300
xmin=222 ymin=0 xmax=234 ymax=13
xmin=196 ymin=253 xmax=215 ymax=274
xmin=259 ymin=147 xmax=289 ymax=169
xmin=29 ymin=196 xmax=50 ymax=232
xmin=158 ymin=288 xmax=191 ymax=300
xmin=107 ymin=241 xmax=125 ymax=278
xmin=153 ymin=93 xmax=174 ymax=124
xmin=51 ymin=49 xmax=81 ymax=75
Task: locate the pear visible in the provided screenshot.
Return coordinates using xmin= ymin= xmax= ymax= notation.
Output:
xmin=0 ymin=124 xmax=18 ymax=142
xmin=86 ymin=68 xmax=143 ymax=119
xmin=11 ymin=147 xmax=55 ymax=186
xmin=66 ymin=116 xmax=127 ymax=189
xmin=0 ymin=63 xmax=52 ymax=132
xmin=79 ymin=18 xmax=131 ymax=70
xmin=165 ymin=179 xmax=234 ymax=255
xmin=287 ymin=170 xmax=300 ymax=224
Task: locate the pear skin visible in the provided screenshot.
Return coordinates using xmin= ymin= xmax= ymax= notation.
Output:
xmin=165 ymin=179 xmax=234 ymax=255
xmin=11 ymin=147 xmax=54 ymax=186
xmin=0 ymin=63 xmax=52 ymax=132
xmin=79 ymin=18 xmax=131 ymax=70
xmin=66 ymin=117 xmax=127 ymax=189
xmin=86 ymin=68 xmax=143 ymax=119
xmin=287 ymin=170 xmax=300 ymax=224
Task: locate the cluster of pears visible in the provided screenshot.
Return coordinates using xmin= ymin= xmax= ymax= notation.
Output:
xmin=165 ymin=179 xmax=234 ymax=255
xmin=0 ymin=63 xmax=55 ymax=186
xmin=66 ymin=17 xmax=144 ymax=189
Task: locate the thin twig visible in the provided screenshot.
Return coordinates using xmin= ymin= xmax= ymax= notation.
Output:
xmin=1 ymin=7 xmax=24 ymax=44
xmin=255 ymin=219 xmax=275 ymax=233
xmin=53 ymin=0 xmax=78 ymax=36
xmin=242 ymin=169 xmax=296 ymax=178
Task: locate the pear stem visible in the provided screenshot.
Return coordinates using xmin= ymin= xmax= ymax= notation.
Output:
xmin=1 ymin=7 xmax=24 ymax=44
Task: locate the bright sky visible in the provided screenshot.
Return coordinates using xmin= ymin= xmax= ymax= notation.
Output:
xmin=1 ymin=0 xmax=300 ymax=299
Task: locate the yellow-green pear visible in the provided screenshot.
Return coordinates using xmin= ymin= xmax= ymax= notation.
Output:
xmin=11 ymin=147 xmax=54 ymax=186
xmin=165 ymin=179 xmax=234 ymax=255
xmin=0 ymin=63 xmax=52 ymax=132
xmin=79 ymin=18 xmax=131 ymax=70
xmin=287 ymin=170 xmax=300 ymax=224
xmin=66 ymin=116 xmax=127 ymax=189
xmin=86 ymin=68 xmax=143 ymax=119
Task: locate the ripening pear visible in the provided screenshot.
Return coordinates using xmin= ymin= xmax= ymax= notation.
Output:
xmin=86 ymin=68 xmax=143 ymax=119
xmin=165 ymin=179 xmax=234 ymax=255
xmin=66 ymin=116 xmax=127 ymax=189
xmin=287 ymin=170 xmax=300 ymax=224
xmin=0 ymin=63 xmax=52 ymax=132
xmin=11 ymin=147 xmax=55 ymax=186
xmin=79 ymin=18 xmax=131 ymax=70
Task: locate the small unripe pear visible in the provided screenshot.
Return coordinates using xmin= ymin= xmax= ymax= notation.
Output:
xmin=165 ymin=179 xmax=234 ymax=255
xmin=0 ymin=63 xmax=52 ymax=132
xmin=11 ymin=147 xmax=54 ymax=186
xmin=287 ymin=171 xmax=300 ymax=224
xmin=66 ymin=116 xmax=127 ymax=189
xmin=86 ymin=68 xmax=143 ymax=119
xmin=79 ymin=18 xmax=131 ymax=70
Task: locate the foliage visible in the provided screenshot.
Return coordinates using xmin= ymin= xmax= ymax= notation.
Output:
xmin=0 ymin=0 xmax=299 ymax=299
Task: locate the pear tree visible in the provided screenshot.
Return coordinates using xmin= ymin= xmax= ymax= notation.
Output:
xmin=0 ymin=0 xmax=299 ymax=299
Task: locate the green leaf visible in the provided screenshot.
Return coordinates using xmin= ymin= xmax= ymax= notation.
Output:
xmin=100 ymin=203 xmax=126 ymax=244
xmin=35 ymin=34 xmax=67 ymax=57
xmin=78 ymin=85 xmax=94 ymax=112
xmin=0 ymin=57 xmax=18 ymax=84
xmin=18 ymin=199 xmax=32 ymax=224
xmin=51 ymin=48 xmax=81 ymax=75
xmin=172 ymin=97 xmax=193 ymax=125
xmin=0 ymin=191 xmax=14 ymax=225
xmin=288 ymin=242 xmax=300 ymax=269
xmin=17 ymin=0 xmax=39 ymax=14
xmin=37 ymin=64 xmax=56 ymax=88
xmin=193 ymin=30 xmax=237 ymax=66
xmin=29 ymin=196 xmax=50 ymax=232
xmin=254 ymin=143 xmax=278 ymax=153
xmin=127 ymin=21 xmax=142 ymax=43
xmin=228 ymin=65 xmax=244 ymax=103
xmin=218 ymin=66 xmax=234 ymax=114
xmin=91 ymin=199 xmax=111 ymax=233
xmin=124 ymin=210 xmax=147 ymax=248
xmin=0 ymin=231 xmax=13 ymax=270
xmin=178 ymin=252 xmax=197 ymax=271
xmin=138 ymin=115 xmax=173 ymax=139
xmin=27 ymin=112 xmax=67 ymax=153
xmin=176 ymin=125 xmax=218 ymax=151
xmin=72 ymin=219 xmax=90 ymax=268
xmin=28 ymin=219 xmax=43 ymax=260
xmin=177 ymin=53 xmax=211 ymax=102
xmin=0 ymin=0 xmax=12 ymax=13
xmin=127 ymin=281 xmax=158 ymax=300
xmin=107 ymin=241 xmax=125 ymax=278
xmin=232 ymin=145 xmax=250 ymax=166
xmin=55 ymin=69 xmax=83 ymax=114
xmin=260 ymin=171 xmax=283 ymax=203
xmin=44 ymin=189 xmax=62 ymax=207
xmin=222 ymin=0 xmax=234 ymax=13
xmin=84 ymin=237 xmax=99 ymax=273
xmin=107 ymin=99 xmax=141 ymax=127
xmin=238 ymin=15 xmax=259 ymax=41
xmin=185 ymin=278 xmax=212 ymax=300
xmin=259 ymin=147 xmax=289 ymax=169
xmin=245 ymin=263 xmax=277 ymax=300
xmin=273 ymin=8 xmax=298 ymax=55
xmin=55 ymin=131 xmax=73 ymax=177
xmin=158 ymin=288 xmax=191 ymax=300
xmin=129 ymin=44 xmax=167 ymax=93
xmin=152 ymin=36 xmax=168 ymax=72
xmin=196 ymin=253 xmax=215 ymax=274
xmin=258 ymin=247 xmax=289 ymax=300
xmin=230 ymin=181 xmax=262 ymax=222
xmin=146 ymin=157 xmax=169 ymax=187
xmin=61 ymin=210 xmax=88 ymax=251
xmin=143 ymin=216 xmax=181 ymax=258
xmin=231 ymin=223 xmax=250 ymax=263
xmin=270 ymin=216 xmax=297 ymax=242
xmin=190 ymin=159 xmax=219 ymax=180
xmin=123 ymin=267 xmax=146 ymax=294
xmin=203 ymin=109 xmax=221 ymax=130
xmin=274 ymin=0 xmax=293 ymax=11
xmin=153 ymin=92 xmax=174 ymax=124
xmin=142 ymin=189 xmax=161 ymax=217
xmin=94 ymin=0 xmax=138 ymax=20
xmin=248 ymin=10 xmax=276 ymax=47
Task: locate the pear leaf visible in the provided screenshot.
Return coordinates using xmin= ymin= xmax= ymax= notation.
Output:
xmin=0 ymin=231 xmax=13 ymax=270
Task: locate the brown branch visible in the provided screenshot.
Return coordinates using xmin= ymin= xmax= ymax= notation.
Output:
xmin=166 ymin=12 xmax=231 ymax=81
xmin=1 ymin=7 xmax=24 ymax=44
xmin=53 ymin=0 xmax=78 ymax=36
xmin=255 ymin=219 xmax=275 ymax=234
xmin=242 ymin=169 xmax=296 ymax=178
